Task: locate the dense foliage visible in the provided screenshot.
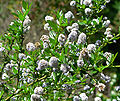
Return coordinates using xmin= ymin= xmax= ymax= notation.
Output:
xmin=0 ymin=0 xmax=120 ymax=101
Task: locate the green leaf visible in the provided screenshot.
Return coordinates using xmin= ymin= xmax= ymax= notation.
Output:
xmin=11 ymin=12 xmax=19 ymax=17
xmin=47 ymin=20 xmax=58 ymax=32
xmin=22 ymin=0 xmax=28 ymax=10
xmin=0 ymin=90 xmax=4 ymax=98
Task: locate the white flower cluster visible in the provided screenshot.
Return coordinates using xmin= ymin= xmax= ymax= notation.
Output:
xmin=91 ymin=19 xmax=99 ymax=25
xmin=101 ymin=73 xmax=111 ymax=83
xmin=77 ymin=32 xmax=86 ymax=45
xmin=60 ymin=64 xmax=70 ymax=73
xmin=45 ymin=15 xmax=54 ymax=22
xmin=49 ymin=57 xmax=58 ymax=68
xmin=31 ymin=87 xmax=45 ymax=101
xmin=23 ymin=15 xmax=31 ymax=32
xmin=85 ymin=8 xmax=92 ymax=15
xmin=37 ymin=59 xmax=48 ymax=70
xmin=104 ymin=28 xmax=113 ymax=39
xmin=58 ymin=34 xmax=66 ymax=45
xmin=94 ymin=97 xmax=102 ymax=101
xmin=87 ymin=44 xmax=96 ymax=53
xmin=0 ymin=43 xmax=5 ymax=52
xmin=68 ymin=31 xmax=78 ymax=42
xmin=83 ymin=0 xmax=92 ymax=6
xmin=70 ymin=1 xmax=76 ymax=7
xmin=103 ymin=19 xmax=110 ymax=27
xmin=103 ymin=52 xmax=112 ymax=65
xmin=26 ymin=42 xmax=36 ymax=51
xmin=2 ymin=73 xmax=9 ymax=80
xmin=96 ymin=83 xmax=106 ymax=92
xmin=41 ymin=35 xmax=49 ymax=49
xmin=44 ymin=15 xmax=53 ymax=31
xmin=77 ymin=59 xmax=84 ymax=67
xmin=79 ymin=93 xmax=88 ymax=101
xmin=65 ymin=11 xmax=74 ymax=20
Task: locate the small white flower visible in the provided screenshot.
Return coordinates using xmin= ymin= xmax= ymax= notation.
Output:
xmin=103 ymin=20 xmax=110 ymax=27
xmin=68 ymin=31 xmax=77 ymax=42
xmin=45 ymin=15 xmax=54 ymax=22
xmin=19 ymin=53 xmax=26 ymax=60
xmin=41 ymin=35 xmax=49 ymax=43
xmin=87 ymin=44 xmax=96 ymax=53
xmin=79 ymin=93 xmax=88 ymax=101
xmin=83 ymin=85 xmax=90 ymax=90
xmin=85 ymin=8 xmax=92 ymax=15
xmin=105 ymin=0 xmax=110 ymax=3
xmin=58 ymin=34 xmax=66 ymax=45
xmin=70 ymin=1 xmax=76 ymax=6
xmin=77 ymin=32 xmax=86 ymax=44
xmin=72 ymin=23 xmax=79 ymax=29
xmin=91 ymin=19 xmax=99 ymax=25
xmin=94 ymin=97 xmax=102 ymax=101
xmin=106 ymin=34 xmax=113 ymax=38
xmin=10 ymin=22 xmax=14 ymax=26
xmin=49 ymin=57 xmax=58 ymax=68
xmin=77 ymin=59 xmax=84 ymax=67
xmin=34 ymin=87 xmax=44 ymax=95
xmin=43 ymin=42 xmax=49 ymax=49
xmin=31 ymin=94 xmax=41 ymax=101
xmin=65 ymin=11 xmax=74 ymax=20
xmin=2 ymin=73 xmax=9 ymax=80
xmin=44 ymin=23 xmax=50 ymax=30
xmin=73 ymin=96 xmax=80 ymax=101
xmin=26 ymin=42 xmax=35 ymax=51
xmin=60 ymin=64 xmax=69 ymax=73
xmin=83 ymin=0 xmax=92 ymax=6
xmin=96 ymin=83 xmax=106 ymax=92
xmin=23 ymin=15 xmax=31 ymax=27
xmin=106 ymin=28 xmax=112 ymax=32
xmin=37 ymin=59 xmax=48 ymax=70
xmin=66 ymin=26 xmax=72 ymax=32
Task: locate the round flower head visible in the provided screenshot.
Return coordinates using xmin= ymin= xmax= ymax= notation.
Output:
xmin=60 ymin=64 xmax=69 ymax=73
xmin=58 ymin=34 xmax=66 ymax=45
xmin=77 ymin=59 xmax=84 ymax=67
xmin=77 ymin=32 xmax=86 ymax=44
xmin=72 ymin=23 xmax=79 ymax=29
xmin=34 ymin=87 xmax=44 ymax=95
xmin=96 ymin=83 xmax=106 ymax=92
xmin=79 ymin=93 xmax=88 ymax=101
xmin=73 ymin=96 xmax=80 ymax=101
xmin=65 ymin=11 xmax=74 ymax=20
xmin=45 ymin=15 xmax=54 ymax=22
xmin=49 ymin=57 xmax=58 ymax=68
xmin=87 ymin=44 xmax=96 ymax=53
xmin=68 ymin=31 xmax=77 ymax=42
xmin=37 ymin=59 xmax=48 ymax=70
xmin=106 ymin=34 xmax=113 ymax=39
xmin=70 ymin=1 xmax=76 ymax=7
xmin=66 ymin=26 xmax=72 ymax=32
xmin=44 ymin=23 xmax=50 ymax=30
xmin=26 ymin=42 xmax=35 ymax=51
xmin=94 ymin=97 xmax=102 ymax=101
xmin=85 ymin=8 xmax=92 ymax=15
xmin=83 ymin=0 xmax=92 ymax=6
xmin=31 ymin=94 xmax=41 ymax=101
xmin=41 ymin=35 xmax=49 ymax=43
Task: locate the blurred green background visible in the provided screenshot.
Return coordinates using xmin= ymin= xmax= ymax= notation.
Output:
xmin=0 ymin=0 xmax=120 ymax=66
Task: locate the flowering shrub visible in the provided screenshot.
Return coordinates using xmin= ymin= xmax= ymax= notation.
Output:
xmin=0 ymin=0 xmax=120 ymax=101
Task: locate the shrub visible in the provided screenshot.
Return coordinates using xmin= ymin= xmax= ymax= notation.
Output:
xmin=0 ymin=0 xmax=120 ymax=101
